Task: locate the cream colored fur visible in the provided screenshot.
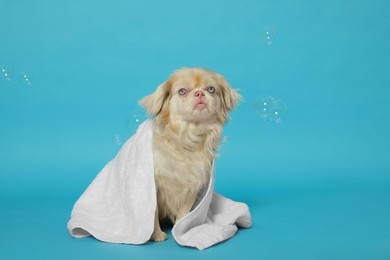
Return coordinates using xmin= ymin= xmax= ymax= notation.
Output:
xmin=139 ymin=68 xmax=240 ymax=241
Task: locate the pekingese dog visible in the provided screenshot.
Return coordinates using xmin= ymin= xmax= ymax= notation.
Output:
xmin=139 ymin=68 xmax=241 ymax=241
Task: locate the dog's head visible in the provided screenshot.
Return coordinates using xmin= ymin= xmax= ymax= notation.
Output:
xmin=140 ymin=68 xmax=241 ymax=125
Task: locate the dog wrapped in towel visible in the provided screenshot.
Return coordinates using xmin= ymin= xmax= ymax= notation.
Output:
xmin=67 ymin=68 xmax=252 ymax=250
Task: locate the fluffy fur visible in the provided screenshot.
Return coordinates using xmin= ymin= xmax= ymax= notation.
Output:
xmin=139 ymin=68 xmax=240 ymax=241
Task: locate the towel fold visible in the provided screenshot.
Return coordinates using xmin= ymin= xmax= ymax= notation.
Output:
xmin=67 ymin=120 xmax=251 ymax=250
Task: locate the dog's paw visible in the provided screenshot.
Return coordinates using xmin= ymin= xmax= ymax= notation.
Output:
xmin=150 ymin=230 xmax=168 ymax=242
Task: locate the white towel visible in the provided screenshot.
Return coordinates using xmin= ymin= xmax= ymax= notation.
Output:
xmin=67 ymin=120 xmax=252 ymax=250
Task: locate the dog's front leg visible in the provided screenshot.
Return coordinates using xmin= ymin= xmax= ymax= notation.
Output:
xmin=150 ymin=206 xmax=167 ymax=242
xmin=175 ymin=193 xmax=198 ymax=224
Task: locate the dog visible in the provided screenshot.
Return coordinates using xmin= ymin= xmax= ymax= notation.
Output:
xmin=139 ymin=68 xmax=240 ymax=241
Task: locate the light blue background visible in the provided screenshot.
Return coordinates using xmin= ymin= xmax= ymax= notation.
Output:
xmin=1 ymin=0 xmax=389 ymax=259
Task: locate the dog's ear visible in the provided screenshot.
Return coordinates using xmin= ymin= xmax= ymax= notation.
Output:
xmin=139 ymin=81 xmax=170 ymax=116
xmin=217 ymin=75 xmax=242 ymax=112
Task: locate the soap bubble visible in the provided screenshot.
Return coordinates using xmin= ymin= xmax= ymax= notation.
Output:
xmin=254 ymin=95 xmax=287 ymax=123
xmin=0 ymin=65 xmax=13 ymax=82
xmin=127 ymin=110 xmax=147 ymax=134
xmin=112 ymin=134 xmax=123 ymax=146
xmin=263 ymin=26 xmax=276 ymax=45
xmin=19 ymin=72 xmax=33 ymax=86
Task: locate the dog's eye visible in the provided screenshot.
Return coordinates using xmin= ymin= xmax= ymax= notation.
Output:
xmin=207 ymin=86 xmax=215 ymax=94
xmin=178 ymin=88 xmax=187 ymax=95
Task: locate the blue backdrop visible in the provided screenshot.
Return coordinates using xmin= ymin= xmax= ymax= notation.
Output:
xmin=1 ymin=0 xmax=389 ymax=259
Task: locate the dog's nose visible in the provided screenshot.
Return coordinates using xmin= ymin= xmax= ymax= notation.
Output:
xmin=195 ymin=91 xmax=205 ymax=97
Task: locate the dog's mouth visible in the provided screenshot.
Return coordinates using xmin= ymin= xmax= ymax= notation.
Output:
xmin=194 ymin=101 xmax=207 ymax=110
